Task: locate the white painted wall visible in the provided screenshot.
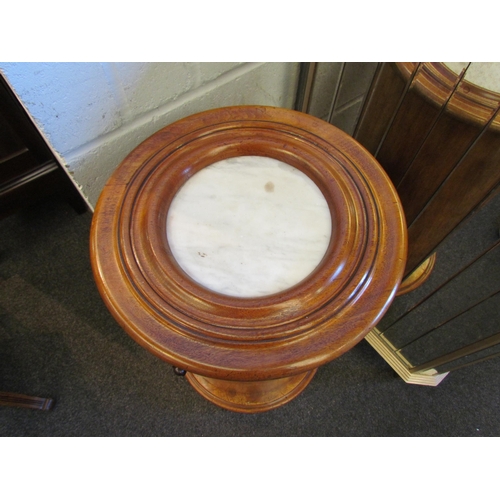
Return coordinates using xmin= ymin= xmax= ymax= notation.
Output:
xmin=0 ymin=62 xmax=300 ymax=208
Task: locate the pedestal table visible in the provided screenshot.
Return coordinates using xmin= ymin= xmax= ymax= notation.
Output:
xmin=90 ymin=106 xmax=407 ymax=413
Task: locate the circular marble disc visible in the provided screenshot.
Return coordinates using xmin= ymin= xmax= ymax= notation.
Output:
xmin=166 ymin=156 xmax=332 ymax=298
xmin=444 ymin=62 xmax=500 ymax=94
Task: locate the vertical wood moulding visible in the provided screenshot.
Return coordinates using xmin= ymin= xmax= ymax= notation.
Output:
xmin=405 ymin=120 xmax=500 ymax=274
xmin=396 ymin=109 xmax=484 ymax=227
xmin=294 ymin=63 xmax=317 ymax=114
xmin=376 ymin=86 xmax=439 ymax=187
xmin=354 ymin=63 xmax=407 ymax=154
xmin=354 ymin=62 xmax=500 ymax=278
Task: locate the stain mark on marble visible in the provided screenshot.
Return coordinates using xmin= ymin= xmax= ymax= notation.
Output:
xmin=264 ymin=181 xmax=275 ymax=193
xmin=198 ymin=252 xmax=207 ymax=258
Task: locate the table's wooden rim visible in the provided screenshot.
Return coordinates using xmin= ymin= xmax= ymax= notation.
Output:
xmin=90 ymin=106 xmax=407 ymax=381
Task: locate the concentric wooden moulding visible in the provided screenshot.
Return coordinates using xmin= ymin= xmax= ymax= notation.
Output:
xmin=397 ymin=253 xmax=437 ymax=296
xmin=396 ymin=62 xmax=500 ymax=129
xmin=90 ymin=106 xmax=407 ymax=412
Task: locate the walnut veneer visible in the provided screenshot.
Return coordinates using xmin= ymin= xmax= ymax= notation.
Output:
xmin=355 ymin=63 xmax=500 ymax=278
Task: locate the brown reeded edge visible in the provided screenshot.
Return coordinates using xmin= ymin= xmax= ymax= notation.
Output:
xmin=90 ymin=106 xmax=407 ymax=413
xmin=397 ymin=253 xmax=436 ymax=296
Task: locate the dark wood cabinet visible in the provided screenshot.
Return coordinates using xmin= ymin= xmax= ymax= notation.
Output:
xmin=0 ymin=73 xmax=88 ymax=410
xmin=0 ymin=73 xmax=87 ymax=218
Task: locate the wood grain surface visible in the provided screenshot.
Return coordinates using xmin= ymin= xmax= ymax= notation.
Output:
xmin=355 ymin=63 xmax=500 ymax=277
xmin=90 ymin=106 xmax=406 ymax=408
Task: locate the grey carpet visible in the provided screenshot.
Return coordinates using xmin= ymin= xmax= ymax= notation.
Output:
xmin=0 ymin=199 xmax=499 ymax=436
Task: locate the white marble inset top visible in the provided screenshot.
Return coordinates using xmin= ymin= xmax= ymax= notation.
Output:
xmin=166 ymin=156 xmax=332 ymax=298
xmin=444 ymin=62 xmax=500 ymax=94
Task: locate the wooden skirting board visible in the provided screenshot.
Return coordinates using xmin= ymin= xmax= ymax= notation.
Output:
xmin=365 ymin=329 xmax=449 ymax=386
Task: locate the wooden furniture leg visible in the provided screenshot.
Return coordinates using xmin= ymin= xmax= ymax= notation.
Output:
xmin=0 ymin=391 xmax=54 ymax=410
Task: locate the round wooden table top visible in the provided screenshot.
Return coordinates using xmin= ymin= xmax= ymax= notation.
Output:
xmin=90 ymin=106 xmax=407 ymax=382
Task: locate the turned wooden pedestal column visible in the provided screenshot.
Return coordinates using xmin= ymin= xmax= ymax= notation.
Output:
xmin=90 ymin=106 xmax=407 ymax=413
